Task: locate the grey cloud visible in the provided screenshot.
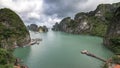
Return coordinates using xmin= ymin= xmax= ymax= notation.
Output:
xmin=24 ymin=18 xmax=41 ymax=24
xmin=43 ymin=0 xmax=88 ymax=18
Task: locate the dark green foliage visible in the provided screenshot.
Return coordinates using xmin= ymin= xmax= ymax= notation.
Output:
xmin=52 ymin=22 xmax=60 ymax=31
xmin=107 ymin=38 xmax=120 ymax=53
xmin=111 ymin=38 xmax=120 ymax=45
xmin=74 ymin=12 xmax=87 ymax=20
xmin=104 ymin=6 xmax=120 ymax=54
xmin=0 ymin=8 xmax=29 ymax=38
xmin=88 ymin=16 xmax=108 ymax=37
xmin=115 ymin=7 xmax=120 ymax=19
xmin=0 ymin=8 xmax=29 ymax=47
xmin=0 ymin=8 xmax=30 ymax=67
xmin=103 ymin=63 xmax=109 ymax=68
xmin=104 ymin=11 xmax=114 ymax=21
xmin=0 ymin=48 xmax=15 ymax=64
xmin=0 ymin=64 xmax=13 ymax=68
xmin=60 ymin=17 xmax=71 ymax=24
xmin=112 ymin=55 xmax=120 ymax=64
xmin=67 ymin=20 xmax=77 ymax=28
xmin=52 ymin=2 xmax=117 ymax=37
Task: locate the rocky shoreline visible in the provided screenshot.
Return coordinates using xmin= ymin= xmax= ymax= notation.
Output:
xmin=13 ymin=38 xmax=42 ymax=68
xmin=0 ymin=8 xmax=32 ymax=68
xmin=14 ymin=58 xmax=28 ymax=68
xmin=13 ymin=38 xmax=42 ymax=48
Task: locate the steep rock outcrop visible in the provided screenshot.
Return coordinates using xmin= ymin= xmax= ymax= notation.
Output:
xmin=0 ymin=8 xmax=31 ymax=48
xmin=52 ymin=2 xmax=120 ymax=37
xmin=104 ymin=7 xmax=120 ymax=53
xmin=0 ymin=8 xmax=31 ymax=67
xmin=38 ymin=26 xmax=48 ymax=32
xmin=27 ymin=24 xmax=48 ymax=32
xmin=27 ymin=24 xmax=39 ymax=31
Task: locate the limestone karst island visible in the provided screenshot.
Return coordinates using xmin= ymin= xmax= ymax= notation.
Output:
xmin=0 ymin=0 xmax=120 ymax=68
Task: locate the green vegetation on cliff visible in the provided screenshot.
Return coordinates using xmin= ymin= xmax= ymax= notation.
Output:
xmin=104 ymin=6 xmax=120 ymax=54
xmin=102 ymin=6 xmax=120 ymax=68
xmin=88 ymin=16 xmax=108 ymax=36
xmin=0 ymin=8 xmax=30 ymax=67
xmin=27 ymin=24 xmax=48 ymax=32
xmin=0 ymin=48 xmax=15 ymax=68
xmin=0 ymin=8 xmax=30 ymax=47
xmin=52 ymin=2 xmax=120 ymax=37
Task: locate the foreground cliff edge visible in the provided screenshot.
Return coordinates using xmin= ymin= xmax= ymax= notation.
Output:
xmin=103 ymin=6 xmax=120 ymax=68
xmin=104 ymin=6 xmax=120 ymax=54
xmin=0 ymin=8 xmax=31 ymax=67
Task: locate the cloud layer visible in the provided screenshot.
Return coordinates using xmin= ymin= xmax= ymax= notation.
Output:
xmin=0 ymin=0 xmax=120 ymax=28
xmin=43 ymin=0 xmax=88 ymax=18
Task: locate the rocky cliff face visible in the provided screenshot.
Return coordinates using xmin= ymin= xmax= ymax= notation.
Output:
xmin=104 ymin=7 xmax=120 ymax=53
xmin=27 ymin=24 xmax=48 ymax=32
xmin=0 ymin=8 xmax=31 ymax=67
xmin=52 ymin=2 xmax=120 ymax=37
xmin=27 ymin=24 xmax=39 ymax=31
xmin=38 ymin=26 xmax=48 ymax=32
xmin=0 ymin=8 xmax=31 ymax=48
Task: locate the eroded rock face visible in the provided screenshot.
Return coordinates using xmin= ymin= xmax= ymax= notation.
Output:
xmin=27 ymin=24 xmax=39 ymax=31
xmin=27 ymin=24 xmax=48 ymax=32
xmin=52 ymin=17 xmax=72 ymax=32
xmin=52 ymin=2 xmax=120 ymax=37
xmin=0 ymin=8 xmax=31 ymax=48
xmin=0 ymin=8 xmax=31 ymax=67
xmin=74 ymin=15 xmax=90 ymax=34
xmin=104 ymin=7 xmax=120 ymax=53
xmin=38 ymin=26 xmax=48 ymax=32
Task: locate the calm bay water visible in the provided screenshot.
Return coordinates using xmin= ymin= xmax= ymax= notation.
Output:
xmin=14 ymin=30 xmax=113 ymax=68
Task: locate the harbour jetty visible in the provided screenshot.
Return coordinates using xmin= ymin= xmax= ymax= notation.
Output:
xmin=81 ymin=50 xmax=120 ymax=68
xmin=28 ymin=38 xmax=42 ymax=45
xmin=81 ymin=50 xmax=106 ymax=62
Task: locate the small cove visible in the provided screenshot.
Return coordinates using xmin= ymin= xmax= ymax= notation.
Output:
xmin=14 ymin=30 xmax=114 ymax=68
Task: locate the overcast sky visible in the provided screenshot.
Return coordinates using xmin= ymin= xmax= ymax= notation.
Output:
xmin=0 ymin=0 xmax=120 ymax=28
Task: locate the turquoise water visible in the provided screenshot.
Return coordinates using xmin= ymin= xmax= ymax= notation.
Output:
xmin=14 ymin=30 xmax=113 ymax=68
